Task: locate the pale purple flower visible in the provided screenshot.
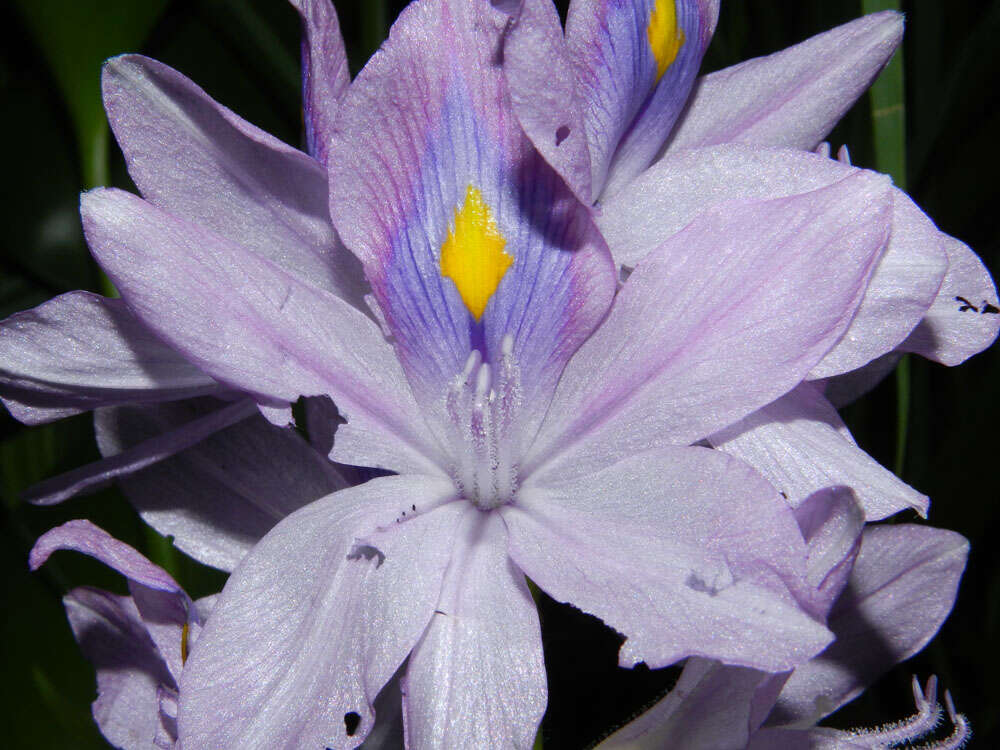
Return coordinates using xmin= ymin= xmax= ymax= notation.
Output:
xmin=596 ymin=487 xmax=971 ymax=749
xmin=5 ymin=1 xmax=995 ymax=748
xmin=56 ymin=0 xmax=952 ymax=745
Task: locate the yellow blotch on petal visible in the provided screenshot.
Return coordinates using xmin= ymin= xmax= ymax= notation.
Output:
xmin=647 ymin=0 xmax=686 ymax=82
xmin=440 ymin=185 xmax=513 ymax=321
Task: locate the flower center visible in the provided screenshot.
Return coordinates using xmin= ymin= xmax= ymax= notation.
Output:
xmin=444 ymin=334 xmax=522 ymax=510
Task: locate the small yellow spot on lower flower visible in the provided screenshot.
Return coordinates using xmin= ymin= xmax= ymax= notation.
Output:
xmin=440 ymin=185 xmax=513 ymax=321
xmin=647 ymin=0 xmax=686 ymax=82
xmin=181 ymin=622 xmax=190 ymax=664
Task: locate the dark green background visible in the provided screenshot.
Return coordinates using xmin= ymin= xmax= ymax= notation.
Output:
xmin=1 ymin=1 xmax=997 ymax=747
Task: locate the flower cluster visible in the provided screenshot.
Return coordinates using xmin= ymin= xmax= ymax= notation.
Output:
xmin=4 ymin=0 xmax=996 ymax=748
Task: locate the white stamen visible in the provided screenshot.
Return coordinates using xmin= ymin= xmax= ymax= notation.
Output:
xmin=443 ymin=337 xmax=522 ymax=509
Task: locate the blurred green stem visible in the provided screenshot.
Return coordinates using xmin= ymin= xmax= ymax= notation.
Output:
xmin=361 ymin=0 xmax=388 ymax=60
xmin=144 ymin=525 xmax=181 ymax=580
xmin=862 ymin=0 xmax=908 ymax=476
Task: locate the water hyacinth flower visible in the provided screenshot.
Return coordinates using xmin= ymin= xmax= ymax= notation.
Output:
xmin=596 ymin=487 xmax=971 ymax=749
xmin=56 ymin=0 xmax=968 ymax=746
xmin=4 ymin=1 xmax=994 ymax=748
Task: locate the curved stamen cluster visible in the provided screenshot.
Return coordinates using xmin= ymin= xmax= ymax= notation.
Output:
xmin=845 ymin=675 xmax=970 ymax=749
xmin=444 ymin=334 xmax=522 ymax=510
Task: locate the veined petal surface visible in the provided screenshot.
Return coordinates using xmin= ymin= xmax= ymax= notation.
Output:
xmin=501 ymin=0 xmax=594 ymax=204
xmin=565 ymin=0 xmax=716 ymax=197
xmin=667 ymin=11 xmax=903 ymax=152
xmin=81 ymin=187 xmax=440 ymax=475
xmin=505 ymin=447 xmax=832 ymax=673
xmin=901 ymin=234 xmax=1000 ymax=364
xmin=791 ymin=488 xmax=865 ymax=619
xmin=0 ymin=291 xmax=218 ymax=423
xmin=95 ymin=399 xmax=347 ymax=572
xmin=529 ymin=174 xmax=890 ymax=481
xmin=25 ymin=397 xmax=257 ymax=507
xmin=30 ymin=520 xmax=195 ymax=682
xmin=599 ymin=144 xmax=947 ymax=377
xmin=747 ymin=728 xmax=868 ymax=750
xmin=289 ymin=0 xmax=350 ymax=166
xmin=771 ymin=525 xmax=968 ymax=725
xmin=103 ymin=54 xmax=366 ymax=307
xmin=709 ymin=383 xmax=928 ymax=521
xmin=328 ymin=0 xmax=615 ymax=411
xmin=31 ymin=519 xmax=185 ymax=595
xmin=597 ymin=489 xmax=865 ymax=750
xmin=178 ymin=478 xmax=464 ymax=749
xmin=402 ymin=511 xmax=546 ymax=749
xmin=63 ymin=587 xmax=175 ymax=750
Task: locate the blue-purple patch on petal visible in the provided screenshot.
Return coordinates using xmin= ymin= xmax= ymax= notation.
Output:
xmin=329 ymin=0 xmax=615 ymax=414
xmin=566 ymin=0 xmax=714 ymax=197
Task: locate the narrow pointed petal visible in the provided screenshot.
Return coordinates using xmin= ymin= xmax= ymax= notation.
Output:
xmin=596 ymin=657 xmax=767 ymax=749
xmin=1 ymin=400 xmax=83 ymax=424
xmin=95 ymin=400 xmax=348 ymax=572
xmin=0 ymin=291 xmax=218 ymax=424
xmin=501 ymin=0 xmax=593 ymax=204
xmin=289 ymin=0 xmax=350 ymax=165
xmin=25 ymin=398 xmax=257 ymax=506
xmin=771 ymin=525 xmax=968 ymax=725
xmin=402 ymin=511 xmax=546 ymax=749
xmin=102 ymin=54 xmax=366 ymax=305
xmin=565 ymin=0 xmax=716 ymax=196
xmin=81 ymin=187 xmax=441 ymax=475
xmin=667 ymin=12 xmax=903 ymax=152
xmin=901 ymin=235 xmax=1000 ymax=364
xmin=792 ymin=487 xmax=864 ymax=618
xmin=505 ymin=447 xmax=832 ymax=672
xmin=178 ymin=478 xmax=464 ymax=749
xmin=529 ymin=174 xmax=890 ymax=481
xmin=328 ymin=0 xmax=615 ymax=410
xmin=31 ymin=520 xmax=194 ymax=680
xmin=599 ymin=144 xmax=947 ymax=376
xmin=30 ymin=519 xmax=185 ymax=596
xmin=155 ymin=687 xmax=179 ymax=749
xmin=710 ymin=384 xmax=928 ymax=521
xmin=63 ymin=587 xmax=174 ymax=750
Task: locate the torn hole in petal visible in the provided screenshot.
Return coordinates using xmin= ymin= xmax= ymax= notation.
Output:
xmin=684 ymin=561 xmax=735 ymax=597
xmin=346 ymin=543 xmax=385 ymax=569
xmin=343 ymin=711 xmax=361 ymax=737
